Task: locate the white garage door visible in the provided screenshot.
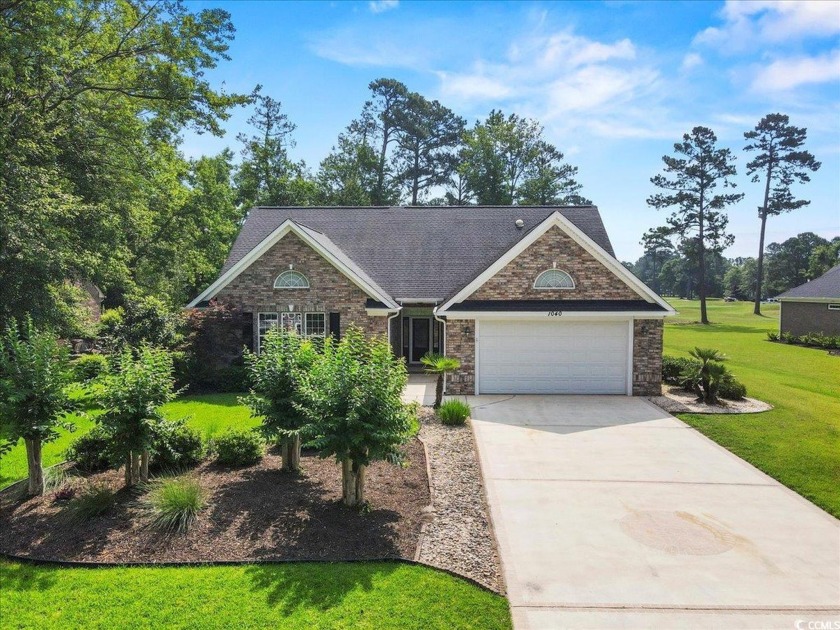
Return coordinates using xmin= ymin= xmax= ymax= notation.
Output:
xmin=477 ymin=319 xmax=630 ymax=394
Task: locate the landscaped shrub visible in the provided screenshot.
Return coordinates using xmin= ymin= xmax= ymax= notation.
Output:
xmin=66 ymin=426 xmax=115 ymax=472
xmin=681 ymin=348 xmax=728 ymax=404
xmin=243 ymin=327 xmax=317 ymax=472
xmin=68 ymin=484 xmax=115 ymax=521
xmin=71 ymin=353 xmax=109 ymax=383
xmin=212 ymin=428 xmax=263 ymax=467
xmin=140 ymin=475 xmax=207 ymax=532
xmin=718 ymin=376 xmax=747 ymax=401
xmin=150 ymin=420 xmax=204 ymax=472
xmin=420 ymin=353 xmax=461 ymax=409
xmin=661 ymin=355 xmax=701 ymax=385
xmin=437 ymin=399 xmax=471 ymax=426
xmin=770 ymin=331 xmax=839 ymax=350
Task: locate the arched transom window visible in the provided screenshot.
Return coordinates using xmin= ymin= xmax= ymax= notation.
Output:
xmin=274 ymin=270 xmax=310 ymax=289
xmin=533 ymin=269 xmax=575 ymax=289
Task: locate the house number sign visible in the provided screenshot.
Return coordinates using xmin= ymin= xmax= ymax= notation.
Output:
xmin=546 ymin=311 xmax=563 ymax=317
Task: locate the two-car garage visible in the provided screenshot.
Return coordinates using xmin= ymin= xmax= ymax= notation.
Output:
xmin=476 ymin=319 xmax=632 ymax=395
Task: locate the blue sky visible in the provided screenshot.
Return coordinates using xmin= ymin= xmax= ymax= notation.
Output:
xmin=182 ymin=0 xmax=840 ymax=262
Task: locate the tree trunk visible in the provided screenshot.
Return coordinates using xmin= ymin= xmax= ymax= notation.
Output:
xmin=140 ymin=449 xmax=149 ymax=483
xmin=24 ymin=438 xmax=44 ymax=496
xmin=698 ymin=189 xmax=708 ymax=324
xmin=754 ymin=160 xmax=774 ymax=315
xmin=754 ymin=213 xmax=768 ymax=315
xmin=434 ymin=374 xmax=444 ymax=409
xmin=341 ymin=459 xmax=366 ymax=507
xmin=281 ymin=435 xmax=301 ymax=473
xmin=125 ymin=451 xmax=133 ymax=486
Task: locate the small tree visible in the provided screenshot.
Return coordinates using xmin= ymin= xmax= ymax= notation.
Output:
xmin=299 ymin=327 xmax=413 ymax=508
xmin=682 ymin=348 xmax=727 ymax=405
xmin=243 ymin=327 xmax=317 ymax=472
xmin=0 ymin=319 xmax=75 ymax=495
xmin=98 ymin=346 xmax=177 ymax=487
xmin=420 ymin=353 xmax=461 ymax=409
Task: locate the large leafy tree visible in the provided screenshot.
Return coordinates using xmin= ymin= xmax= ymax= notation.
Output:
xmin=299 ymin=327 xmax=413 ymax=508
xmin=461 ymin=110 xmax=583 ymax=205
xmin=98 ymin=346 xmax=178 ymax=487
xmin=243 ymin=328 xmax=317 ymax=473
xmin=0 ymin=319 xmax=75 ymax=495
xmin=808 ymin=237 xmax=840 ymax=279
xmin=648 ymin=127 xmax=743 ymax=324
xmin=317 ymin=118 xmax=381 ymax=206
xmin=638 ymin=227 xmax=677 ymax=293
xmin=235 ymin=94 xmax=317 ymax=208
xmin=744 ymin=114 xmax=821 ymax=314
xmin=393 ymin=92 xmax=464 ymax=205
xmin=1 ymin=0 xmax=247 ymax=330
xmin=764 ymin=232 xmax=829 ymax=297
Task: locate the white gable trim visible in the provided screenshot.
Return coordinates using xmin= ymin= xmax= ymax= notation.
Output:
xmin=437 ymin=211 xmax=675 ymax=315
xmin=187 ymin=220 xmax=398 ymax=309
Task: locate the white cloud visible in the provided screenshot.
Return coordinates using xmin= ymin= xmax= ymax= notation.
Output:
xmin=751 ymin=49 xmax=840 ymax=92
xmin=368 ymin=0 xmax=398 ymax=14
xmin=681 ymin=53 xmax=703 ymax=71
xmin=695 ymin=1 xmax=840 ymax=50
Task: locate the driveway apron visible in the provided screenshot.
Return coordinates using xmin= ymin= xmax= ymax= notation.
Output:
xmin=465 ymin=395 xmax=840 ymax=630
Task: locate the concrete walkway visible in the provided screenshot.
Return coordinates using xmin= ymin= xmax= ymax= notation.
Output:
xmin=464 ymin=395 xmax=840 ymax=630
xmin=402 ymin=374 xmax=437 ymax=406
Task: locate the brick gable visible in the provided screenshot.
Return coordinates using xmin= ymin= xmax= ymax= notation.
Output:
xmin=468 ymin=226 xmax=640 ymax=301
xmin=214 ymin=233 xmax=386 ymax=339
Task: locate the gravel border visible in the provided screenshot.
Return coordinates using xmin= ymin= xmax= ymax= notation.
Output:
xmin=415 ymin=408 xmax=504 ymax=593
xmin=650 ymin=386 xmax=772 ymax=415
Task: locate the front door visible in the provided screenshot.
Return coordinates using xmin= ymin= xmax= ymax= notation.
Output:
xmin=410 ymin=317 xmax=431 ymax=363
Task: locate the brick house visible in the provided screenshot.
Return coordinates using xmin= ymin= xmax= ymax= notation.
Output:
xmin=188 ymin=206 xmax=675 ymax=396
xmin=777 ymin=264 xmax=840 ymax=336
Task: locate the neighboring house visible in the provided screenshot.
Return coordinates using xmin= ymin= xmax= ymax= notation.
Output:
xmin=776 ymin=264 xmax=840 ymax=336
xmin=188 ymin=206 xmax=675 ymax=396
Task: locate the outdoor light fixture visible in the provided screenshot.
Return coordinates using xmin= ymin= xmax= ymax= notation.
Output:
xmin=288 ymin=304 xmax=294 ymax=312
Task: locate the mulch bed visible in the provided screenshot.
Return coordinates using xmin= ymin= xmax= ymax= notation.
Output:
xmin=0 ymin=439 xmax=430 ymax=564
xmin=649 ymin=386 xmax=773 ymax=415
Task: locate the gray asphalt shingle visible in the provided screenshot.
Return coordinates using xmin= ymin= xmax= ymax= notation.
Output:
xmin=777 ymin=264 xmax=840 ymax=300
xmin=219 ymin=206 xmax=616 ymax=302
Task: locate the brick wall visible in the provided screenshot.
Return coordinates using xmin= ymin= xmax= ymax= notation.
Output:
xmin=213 ymin=233 xmax=388 ymax=344
xmin=470 ymin=226 xmax=639 ymax=301
xmin=780 ymin=301 xmax=840 ymax=336
xmin=445 ymin=320 xmax=475 ymax=395
xmin=632 ymin=319 xmax=663 ymax=396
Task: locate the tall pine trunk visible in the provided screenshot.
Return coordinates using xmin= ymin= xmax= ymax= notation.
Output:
xmin=24 ymin=438 xmax=43 ymax=496
xmin=754 ymin=161 xmax=773 ymax=315
xmin=341 ymin=459 xmax=366 ymax=507
xmin=698 ymin=190 xmax=709 ymax=325
xmin=281 ymin=435 xmax=301 ymax=473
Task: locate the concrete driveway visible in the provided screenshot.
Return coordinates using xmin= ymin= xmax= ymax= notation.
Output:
xmin=464 ymin=395 xmax=840 ymax=630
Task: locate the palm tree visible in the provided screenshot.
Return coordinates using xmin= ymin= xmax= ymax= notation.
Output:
xmin=420 ymin=353 xmax=461 ymax=409
xmin=685 ymin=348 xmax=727 ymax=404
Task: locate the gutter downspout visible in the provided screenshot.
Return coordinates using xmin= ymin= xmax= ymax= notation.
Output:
xmin=387 ymin=308 xmax=402 ymax=352
xmin=433 ymin=306 xmax=448 ymax=394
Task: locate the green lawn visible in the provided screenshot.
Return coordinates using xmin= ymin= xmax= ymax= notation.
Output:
xmin=0 ymin=561 xmax=511 ymax=630
xmin=0 ymin=393 xmax=257 ymax=489
xmin=664 ymin=298 xmax=840 ymax=518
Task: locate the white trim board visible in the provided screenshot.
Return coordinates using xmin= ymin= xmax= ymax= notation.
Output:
xmin=443 ymin=311 xmax=669 ymax=320
xmin=187 ymin=220 xmax=397 ymax=309
xmin=437 ymin=211 xmax=676 ymax=316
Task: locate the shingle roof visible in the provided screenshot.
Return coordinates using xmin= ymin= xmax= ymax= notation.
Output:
xmin=220 ymin=206 xmax=616 ymax=302
xmin=448 ymin=299 xmax=667 ymax=312
xmin=777 ymin=264 xmax=840 ymax=300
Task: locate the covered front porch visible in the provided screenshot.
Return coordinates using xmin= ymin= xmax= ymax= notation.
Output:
xmin=389 ymin=305 xmax=444 ymax=371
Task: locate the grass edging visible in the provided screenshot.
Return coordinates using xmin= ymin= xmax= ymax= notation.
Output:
xmin=0 ymin=551 xmax=505 ymax=596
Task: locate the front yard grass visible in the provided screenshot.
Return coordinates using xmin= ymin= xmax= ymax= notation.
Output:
xmin=664 ymin=299 xmax=840 ymax=518
xmin=0 ymin=560 xmax=511 ymax=630
xmin=0 ymin=393 xmax=257 ymax=489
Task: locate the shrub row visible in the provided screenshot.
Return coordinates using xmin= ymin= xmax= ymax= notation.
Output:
xmin=767 ymin=331 xmax=840 ymax=349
